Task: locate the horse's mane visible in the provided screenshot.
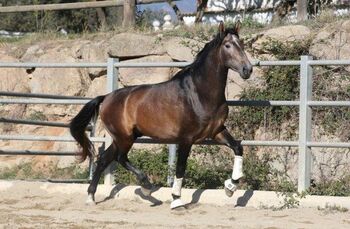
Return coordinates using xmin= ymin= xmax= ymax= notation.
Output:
xmin=172 ymin=27 xmax=239 ymax=79
xmin=192 ymin=28 xmax=238 ymax=68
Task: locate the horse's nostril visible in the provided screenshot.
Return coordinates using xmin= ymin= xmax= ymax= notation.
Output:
xmin=243 ymin=65 xmax=253 ymax=75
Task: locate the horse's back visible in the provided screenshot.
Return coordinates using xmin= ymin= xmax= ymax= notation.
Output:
xmin=99 ymin=82 xmax=187 ymax=140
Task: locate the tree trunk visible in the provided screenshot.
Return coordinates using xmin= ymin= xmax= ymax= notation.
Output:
xmin=92 ymin=0 xmax=107 ymax=29
xmin=167 ymin=0 xmax=183 ymax=23
xmin=123 ymin=0 xmax=135 ymax=27
xmin=195 ymin=0 xmax=208 ymax=23
xmin=297 ymin=0 xmax=308 ymax=21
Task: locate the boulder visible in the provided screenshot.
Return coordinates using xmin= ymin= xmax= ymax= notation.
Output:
xmin=165 ymin=37 xmax=198 ymax=61
xmin=253 ymin=25 xmax=311 ymax=51
xmin=119 ymin=55 xmax=172 ymax=86
xmin=73 ymin=40 xmax=109 ymax=78
xmin=310 ymin=20 xmax=350 ymax=70
xmin=86 ymin=75 xmax=107 ymax=97
xmin=29 ymin=51 xmax=90 ymax=96
xmin=108 ymin=33 xmax=166 ymax=58
xmin=0 ymin=54 xmax=30 ymax=92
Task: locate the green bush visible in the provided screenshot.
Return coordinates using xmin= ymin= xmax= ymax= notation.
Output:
xmin=0 ymin=162 xmax=88 ymax=180
xmin=309 ymin=176 xmax=350 ymax=196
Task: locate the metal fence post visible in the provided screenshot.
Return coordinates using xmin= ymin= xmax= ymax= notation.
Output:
xmin=167 ymin=144 xmax=177 ymax=186
xmin=104 ymin=58 xmax=119 ymax=186
xmin=298 ymin=55 xmax=313 ymax=192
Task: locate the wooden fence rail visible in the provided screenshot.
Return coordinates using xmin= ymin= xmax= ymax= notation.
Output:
xmin=0 ymin=0 xmax=166 ymax=13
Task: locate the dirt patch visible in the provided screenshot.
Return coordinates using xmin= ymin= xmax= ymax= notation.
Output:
xmin=0 ymin=181 xmax=349 ymax=228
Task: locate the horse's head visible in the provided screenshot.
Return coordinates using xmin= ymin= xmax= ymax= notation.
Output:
xmin=218 ymin=21 xmax=252 ymax=79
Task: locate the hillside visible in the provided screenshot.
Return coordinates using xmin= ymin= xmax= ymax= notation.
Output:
xmin=0 ymin=18 xmax=349 ymax=193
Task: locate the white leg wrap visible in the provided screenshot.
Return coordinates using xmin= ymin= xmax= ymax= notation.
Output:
xmin=224 ymin=179 xmax=238 ymax=193
xmin=172 ymin=177 xmax=183 ymax=197
xmin=231 ymin=155 xmax=243 ymax=180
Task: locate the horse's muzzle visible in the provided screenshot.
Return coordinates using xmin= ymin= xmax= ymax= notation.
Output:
xmin=241 ymin=64 xmax=253 ymax=79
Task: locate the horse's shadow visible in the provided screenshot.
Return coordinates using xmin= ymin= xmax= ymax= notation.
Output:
xmin=185 ymin=189 xmax=254 ymax=209
xmin=134 ymin=186 xmax=163 ymax=207
xmin=96 ymin=183 xmax=127 ymax=204
xmin=235 ymin=190 xmax=254 ymax=207
xmin=96 ymin=184 xmax=163 ymax=207
xmin=97 ymin=185 xmax=254 ymax=208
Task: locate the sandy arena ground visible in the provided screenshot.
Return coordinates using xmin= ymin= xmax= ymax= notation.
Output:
xmin=0 ymin=181 xmax=349 ymax=229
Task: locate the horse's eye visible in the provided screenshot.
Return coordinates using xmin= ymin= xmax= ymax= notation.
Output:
xmin=225 ymin=44 xmax=231 ymax=49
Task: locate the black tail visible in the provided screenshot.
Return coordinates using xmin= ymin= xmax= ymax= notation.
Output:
xmin=70 ymin=95 xmax=105 ymax=162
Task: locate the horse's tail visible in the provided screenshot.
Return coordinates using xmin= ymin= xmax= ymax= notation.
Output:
xmin=70 ymin=95 xmax=105 ymax=162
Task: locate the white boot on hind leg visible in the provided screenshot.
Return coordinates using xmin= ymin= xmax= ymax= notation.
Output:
xmin=86 ymin=193 xmax=96 ymax=205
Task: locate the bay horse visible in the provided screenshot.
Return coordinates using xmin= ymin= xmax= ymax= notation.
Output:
xmin=70 ymin=21 xmax=252 ymax=209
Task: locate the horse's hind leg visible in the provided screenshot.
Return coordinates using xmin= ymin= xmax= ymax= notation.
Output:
xmin=116 ymin=140 xmax=153 ymax=196
xmin=214 ymin=129 xmax=243 ymax=197
xmin=86 ymin=143 xmax=117 ymax=205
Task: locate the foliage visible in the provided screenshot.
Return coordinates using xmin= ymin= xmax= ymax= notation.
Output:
xmin=27 ymin=111 xmax=47 ymax=121
xmin=275 ymin=191 xmax=307 ymax=210
xmin=113 ymin=147 xmax=231 ymax=189
xmin=114 ymin=148 xmax=169 ymax=187
xmin=227 ymin=38 xmax=312 ymax=139
xmin=0 ymin=162 xmax=88 ymax=180
xmin=317 ymin=203 xmax=349 ymax=213
xmin=0 ymin=0 xmax=101 ymax=33
xmin=309 ymin=175 xmax=350 ymax=196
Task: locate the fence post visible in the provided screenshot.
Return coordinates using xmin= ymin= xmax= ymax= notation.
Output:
xmin=167 ymin=144 xmax=177 ymax=186
xmin=298 ymin=55 xmax=313 ymax=192
xmin=104 ymin=57 xmax=119 ymax=186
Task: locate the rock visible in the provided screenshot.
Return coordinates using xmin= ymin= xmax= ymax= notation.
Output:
xmin=119 ymin=55 xmax=172 ymax=86
xmin=310 ymin=20 xmax=350 ymax=70
xmin=86 ymin=76 xmax=107 ymax=97
xmin=226 ymin=67 xmax=264 ymax=100
xmin=21 ymin=44 xmax=45 ymax=62
xmin=73 ymin=40 xmax=109 ymax=78
xmin=29 ymin=51 xmax=90 ymax=96
xmin=0 ymin=54 xmax=30 ymax=92
xmin=108 ymin=33 xmax=166 ymax=58
xmin=165 ymin=37 xmax=198 ymax=61
xmin=253 ymin=25 xmax=311 ymax=51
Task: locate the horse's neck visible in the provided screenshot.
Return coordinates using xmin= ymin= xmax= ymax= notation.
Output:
xmin=192 ymin=54 xmax=228 ymax=105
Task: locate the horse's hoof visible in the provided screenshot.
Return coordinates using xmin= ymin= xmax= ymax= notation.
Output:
xmin=86 ymin=199 xmax=96 ymax=206
xmin=141 ymin=187 xmax=152 ymax=196
xmin=86 ymin=194 xmax=96 ymax=206
xmin=224 ymin=179 xmax=237 ymax=197
xmin=170 ymin=199 xmax=184 ymax=210
xmin=224 ymin=187 xmax=234 ymax=197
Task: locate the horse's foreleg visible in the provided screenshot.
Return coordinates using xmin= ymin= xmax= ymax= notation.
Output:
xmin=86 ymin=143 xmax=117 ymax=205
xmin=117 ymin=152 xmax=153 ymax=196
xmin=171 ymin=144 xmax=192 ymax=209
xmin=214 ymin=129 xmax=243 ymax=197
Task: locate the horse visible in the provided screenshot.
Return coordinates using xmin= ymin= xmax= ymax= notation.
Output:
xmin=70 ymin=21 xmax=253 ymax=209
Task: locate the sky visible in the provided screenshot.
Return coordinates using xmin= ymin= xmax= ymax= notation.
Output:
xmin=137 ymin=0 xmax=197 ymax=19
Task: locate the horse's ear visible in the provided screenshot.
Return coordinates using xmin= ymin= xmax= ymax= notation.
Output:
xmin=234 ymin=20 xmax=242 ymax=34
xmin=219 ymin=21 xmax=225 ymax=38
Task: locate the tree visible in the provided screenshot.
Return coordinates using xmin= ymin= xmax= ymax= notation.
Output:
xmin=195 ymin=0 xmax=208 ymax=23
xmin=123 ymin=0 xmax=135 ymax=27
